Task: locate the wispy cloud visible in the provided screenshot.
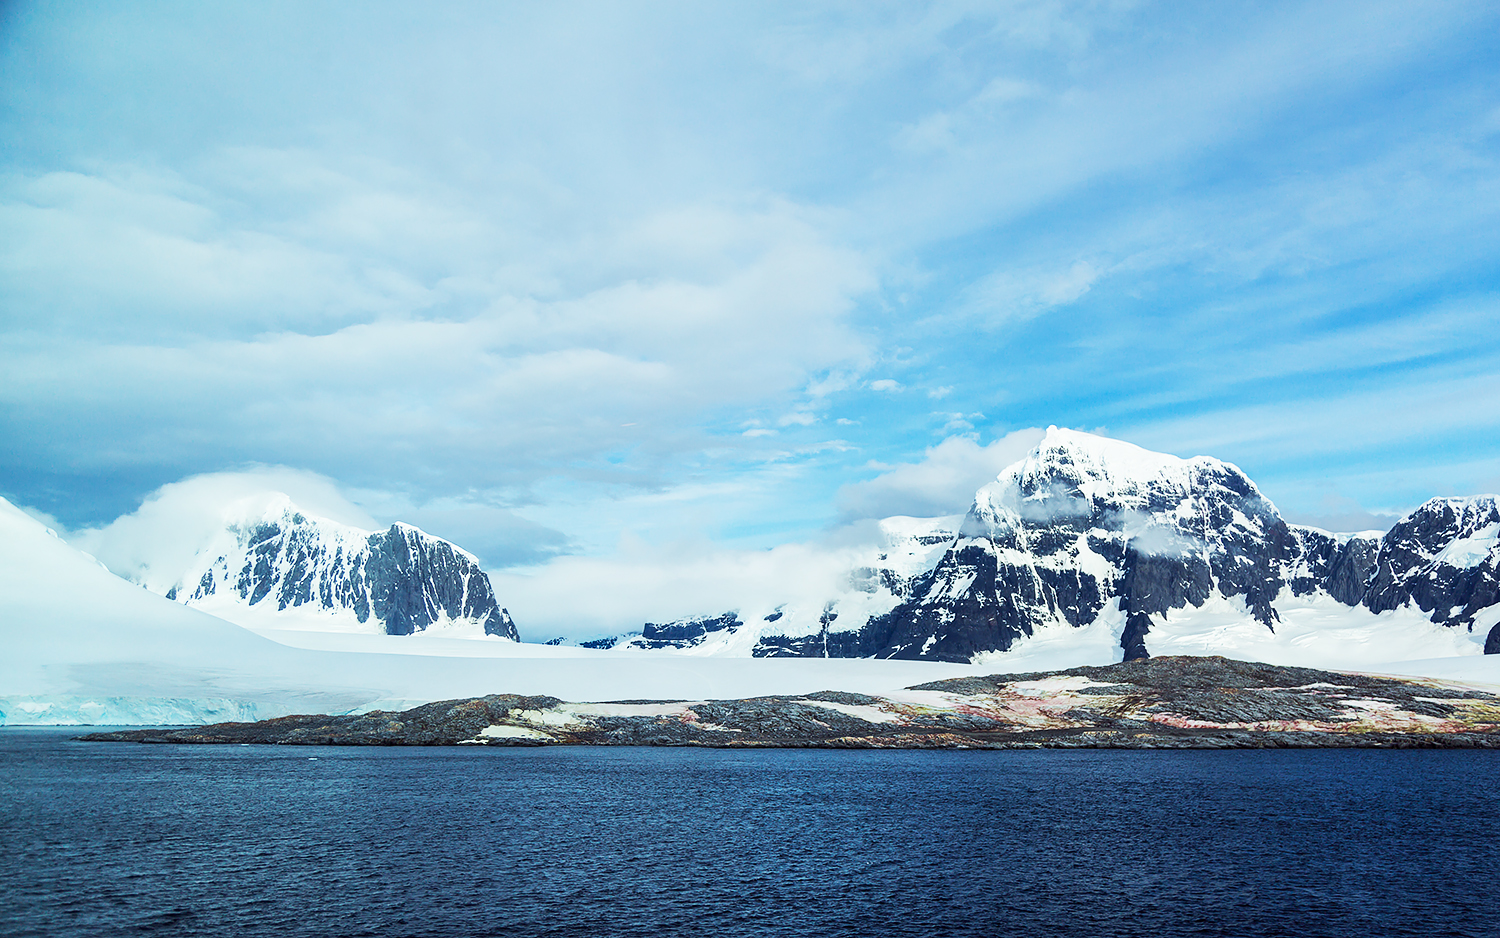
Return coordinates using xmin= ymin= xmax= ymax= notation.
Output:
xmin=836 ymin=428 xmax=1045 ymax=520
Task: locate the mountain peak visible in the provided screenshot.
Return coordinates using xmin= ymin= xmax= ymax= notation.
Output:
xmin=969 ymin=428 xmax=1263 ymax=531
xmin=99 ymin=490 xmax=522 ymax=640
xmin=1023 ymin=427 xmax=1192 ymax=483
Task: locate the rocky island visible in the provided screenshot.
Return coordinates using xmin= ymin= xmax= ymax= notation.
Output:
xmin=79 ymin=656 xmax=1500 ymax=749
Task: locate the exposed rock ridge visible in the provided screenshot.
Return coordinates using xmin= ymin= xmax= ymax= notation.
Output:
xmin=1362 ymin=496 xmax=1500 ymax=652
xmin=580 ymin=515 xmax=962 ymax=655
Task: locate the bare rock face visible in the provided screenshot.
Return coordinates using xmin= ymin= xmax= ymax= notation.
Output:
xmin=579 ymin=431 xmax=1497 ymax=663
xmin=1291 ymin=527 xmax=1381 ymax=606
xmin=633 ymin=613 xmax=743 ymax=649
xmin=361 ymin=524 xmax=517 ymax=638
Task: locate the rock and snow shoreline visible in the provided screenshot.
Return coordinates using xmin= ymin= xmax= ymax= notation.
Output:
xmin=78 ymin=656 xmax=1500 ymax=749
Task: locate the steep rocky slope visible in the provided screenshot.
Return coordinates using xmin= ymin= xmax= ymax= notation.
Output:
xmin=1363 ymin=496 xmax=1500 ymax=652
xmin=864 ymin=428 xmax=1380 ymax=661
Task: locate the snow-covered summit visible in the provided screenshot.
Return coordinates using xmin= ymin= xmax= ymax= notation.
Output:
xmin=968 ymin=426 xmax=1270 ymax=535
xmin=5 ymin=495 xmax=993 ymax=725
xmin=992 ymin=426 xmax=1224 ymax=497
xmin=868 ymin=432 xmax=1500 ymax=663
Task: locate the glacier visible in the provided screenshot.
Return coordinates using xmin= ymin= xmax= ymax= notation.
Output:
xmin=7 ymin=427 xmax=1500 ymax=725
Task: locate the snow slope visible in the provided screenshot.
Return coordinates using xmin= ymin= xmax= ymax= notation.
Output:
xmin=582 ymin=514 xmax=964 ymax=656
xmin=0 ymin=498 xmax=994 ymax=724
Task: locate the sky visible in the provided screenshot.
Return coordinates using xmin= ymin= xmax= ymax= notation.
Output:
xmin=3 ymin=1 xmax=1500 ymax=596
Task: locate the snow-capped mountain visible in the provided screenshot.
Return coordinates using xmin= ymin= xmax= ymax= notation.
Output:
xmin=586 ymin=428 xmax=1499 ymax=665
xmin=136 ymin=494 xmax=519 ymax=640
xmin=1364 ymin=496 xmax=1500 ymax=648
xmin=864 ymin=428 xmax=1380 ymax=661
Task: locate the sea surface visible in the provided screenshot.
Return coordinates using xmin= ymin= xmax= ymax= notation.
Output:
xmin=2 ymin=729 xmax=1496 ymax=938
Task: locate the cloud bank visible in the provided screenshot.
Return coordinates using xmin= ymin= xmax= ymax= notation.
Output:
xmin=2 ymin=0 xmax=1498 ymax=558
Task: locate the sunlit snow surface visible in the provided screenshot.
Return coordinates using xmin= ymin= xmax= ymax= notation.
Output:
xmin=92 ymin=491 xmax=506 ymax=637
xmin=601 ymin=513 xmax=964 ymax=655
xmin=1433 ymin=521 xmax=1500 ymax=568
xmin=0 ymin=498 xmax=996 ymax=723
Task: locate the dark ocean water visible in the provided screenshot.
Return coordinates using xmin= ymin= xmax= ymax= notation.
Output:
xmin=1 ymin=730 xmax=1496 ymax=938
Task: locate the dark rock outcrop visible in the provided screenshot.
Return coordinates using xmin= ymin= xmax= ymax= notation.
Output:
xmin=1293 ymin=528 xmax=1381 ymax=606
xmin=568 ymin=433 xmax=1498 ymax=663
xmin=633 ymin=612 xmax=742 ymax=649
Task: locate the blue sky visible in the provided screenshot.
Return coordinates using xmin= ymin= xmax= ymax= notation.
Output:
xmin=3 ymin=0 xmax=1499 ymax=572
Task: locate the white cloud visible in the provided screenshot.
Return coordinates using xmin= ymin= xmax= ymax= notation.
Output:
xmin=70 ymin=468 xmax=376 ymax=588
xmin=0 ymin=159 xmax=877 ymax=505
xmin=6 ymin=0 xmax=1499 ymax=563
xmin=963 ymin=259 xmax=1102 ymax=326
xmin=869 ymin=379 xmax=903 ymax=392
xmin=936 ymin=412 xmax=988 ymax=433
xmin=974 ymin=77 xmax=1042 ymax=105
xmin=1280 ymin=494 xmax=1400 ymax=535
xmin=835 ymin=428 xmax=1046 ymax=520
xmin=16 ymin=505 xmax=68 ymax=536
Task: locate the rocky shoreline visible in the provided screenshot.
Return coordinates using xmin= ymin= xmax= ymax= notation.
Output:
xmin=78 ymin=656 xmax=1500 ymax=750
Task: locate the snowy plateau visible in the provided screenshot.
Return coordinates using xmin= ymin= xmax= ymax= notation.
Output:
xmin=4 ymin=427 xmax=1500 ymax=725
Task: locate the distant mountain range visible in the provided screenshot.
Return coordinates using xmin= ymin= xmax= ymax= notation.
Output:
xmin=585 ymin=429 xmax=1500 ymax=663
xmin=51 ymin=428 xmax=1500 ymax=666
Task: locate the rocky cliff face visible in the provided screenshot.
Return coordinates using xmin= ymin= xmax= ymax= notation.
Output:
xmin=160 ymin=497 xmax=519 ymax=639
